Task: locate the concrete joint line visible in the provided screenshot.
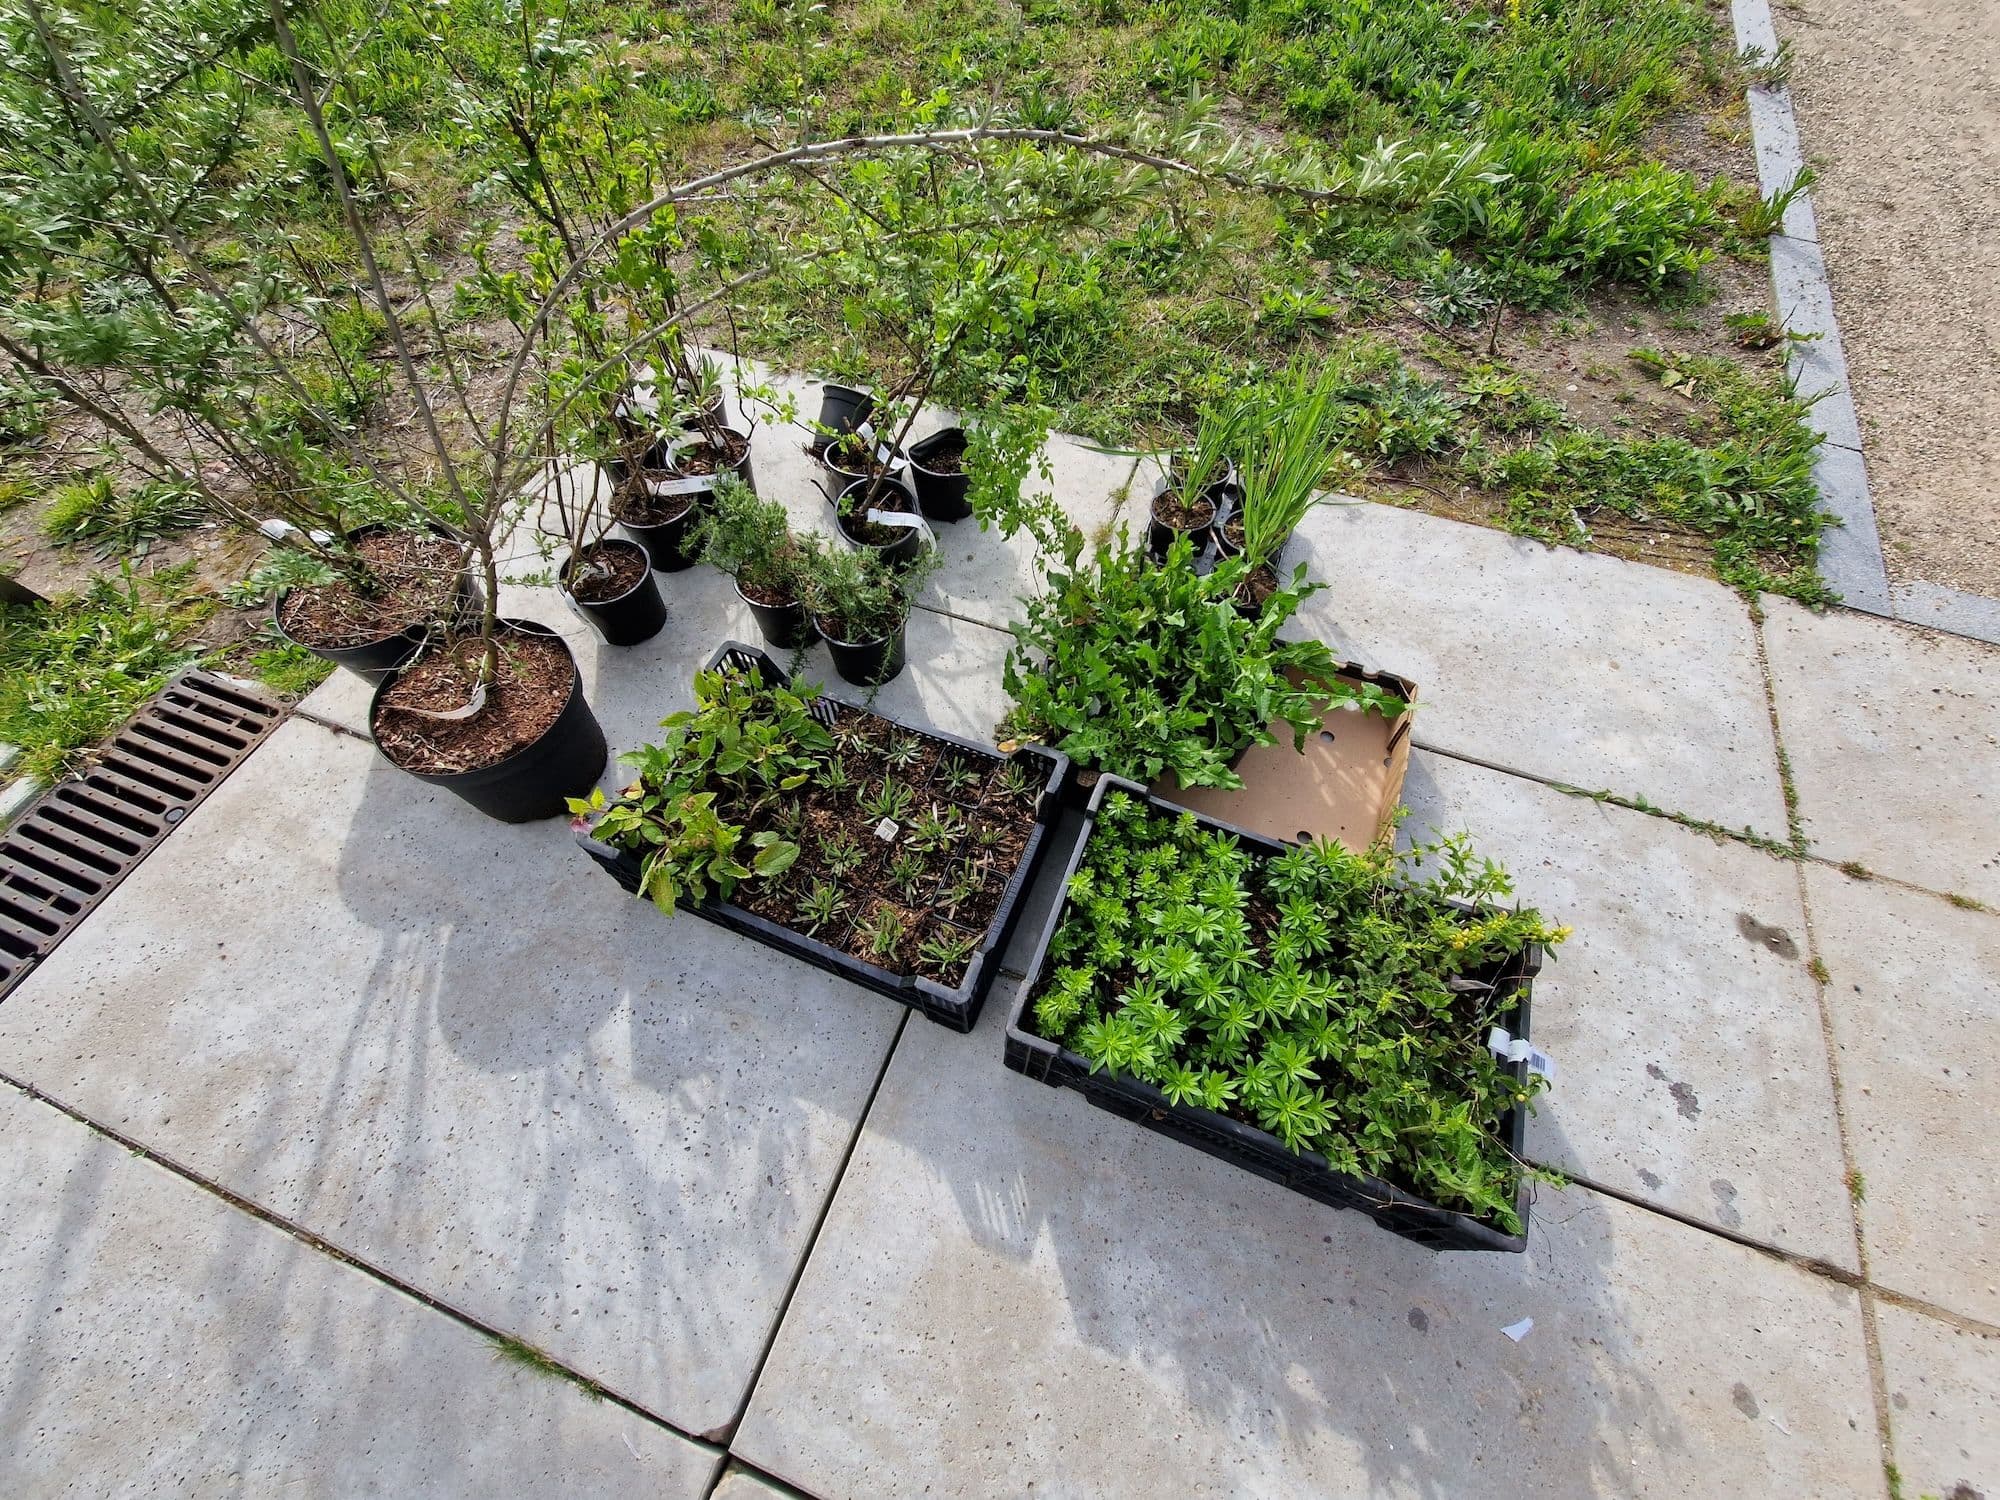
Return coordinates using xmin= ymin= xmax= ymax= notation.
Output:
xmin=1732 ymin=0 xmax=2000 ymax=646
xmin=0 ymin=1069 xmax=718 ymax=1456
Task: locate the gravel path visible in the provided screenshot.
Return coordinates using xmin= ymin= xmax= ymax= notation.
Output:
xmin=1779 ymin=0 xmax=2000 ymax=598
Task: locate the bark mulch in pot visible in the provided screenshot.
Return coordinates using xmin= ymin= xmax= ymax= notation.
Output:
xmin=277 ymin=531 xmax=464 ymax=650
xmin=565 ymin=541 xmax=649 ymax=603
xmin=373 ymin=631 xmax=573 ymax=774
xmin=672 ymin=429 xmax=750 ymax=475
xmin=1153 ymin=491 xmax=1217 ymax=531
xmin=914 ymin=432 xmax=966 ymax=474
xmin=612 ymin=482 xmax=695 ymax=528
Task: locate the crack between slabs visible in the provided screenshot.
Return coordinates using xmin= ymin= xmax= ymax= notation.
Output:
xmin=710 ymin=1005 xmax=914 ymax=1451
xmin=1749 ymin=596 xmax=1898 ymax=1485
xmin=0 ymin=1069 xmax=718 ymax=1456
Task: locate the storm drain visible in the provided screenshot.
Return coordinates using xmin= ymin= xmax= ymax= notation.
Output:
xmin=0 ymin=671 xmax=285 ymax=1000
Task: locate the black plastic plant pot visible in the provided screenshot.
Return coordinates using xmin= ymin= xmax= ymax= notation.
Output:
xmin=738 ymin=578 xmax=817 ymax=651
xmin=814 ymin=382 xmax=874 ymax=449
xmin=272 ymin=523 xmax=475 ymax=685
xmin=562 ymin=540 xmax=667 ymax=648
xmin=369 ymin=620 xmax=608 ymax=823
xmin=1002 ymin=773 xmax=1545 ymax=1253
xmin=609 ymin=476 xmax=701 ymax=573
xmin=575 ymin=640 xmax=1070 ymax=1030
xmin=907 ymin=427 xmax=974 ymax=522
xmin=832 ymin=479 xmax=927 ymax=570
xmin=817 ymin=614 xmax=908 ymax=685
xmin=662 ymin=423 xmax=757 ymax=497
xmin=1147 ymin=484 xmax=1217 ymax=560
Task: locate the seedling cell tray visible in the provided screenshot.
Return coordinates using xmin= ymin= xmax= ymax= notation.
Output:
xmin=1003 ymin=774 xmax=1544 ymax=1252
xmin=578 ymin=642 xmax=1069 ymax=1031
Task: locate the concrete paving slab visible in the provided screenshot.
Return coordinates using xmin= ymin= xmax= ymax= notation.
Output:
xmin=1400 ymin=751 xmax=1855 ymax=1265
xmin=0 ymin=1086 xmax=719 ymax=1499
xmin=1287 ymin=502 xmax=1789 ymax=837
xmin=1877 ymin=1303 xmax=2000 ymax=1499
xmin=732 ymin=981 xmax=1880 ymax=1499
xmin=713 ymin=1465 xmax=809 ymax=1500
xmin=1805 ymin=864 xmax=2000 ymax=1322
xmin=0 ymin=716 xmax=904 ymax=1437
xmin=1764 ymin=597 xmax=2000 ymax=905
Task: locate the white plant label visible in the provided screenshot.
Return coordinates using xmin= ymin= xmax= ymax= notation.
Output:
xmin=873 ymin=818 xmax=899 ymax=842
xmin=1488 ymin=1027 xmax=1558 ymax=1085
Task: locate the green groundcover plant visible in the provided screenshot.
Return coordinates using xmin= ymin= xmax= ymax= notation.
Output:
xmin=1029 ymin=790 xmax=1570 ymax=1231
xmin=1001 ymin=536 xmax=1403 ymax=790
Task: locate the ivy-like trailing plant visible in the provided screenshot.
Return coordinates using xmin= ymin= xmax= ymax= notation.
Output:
xmin=1001 ymin=537 xmax=1403 ymax=790
xmin=1029 ymin=790 xmax=1569 ymax=1232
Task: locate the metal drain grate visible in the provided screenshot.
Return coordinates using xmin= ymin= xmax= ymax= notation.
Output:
xmin=0 ymin=671 xmax=285 ymax=1000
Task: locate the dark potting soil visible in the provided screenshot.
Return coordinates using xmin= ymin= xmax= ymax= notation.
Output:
xmin=738 ymin=573 xmax=796 ymax=607
xmin=1153 ymin=490 xmax=1217 ymax=531
xmin=372 ymin=631 xmax=572 ymax=774
xmin=277 ymin=531 xmax=464 ymax=650
xmin=671 ymin=429 xmax=750 ymax=476
xmin=1221 ymin=514 xmax=1246 ymax=549
xmin=1236 ymin=562 xmax=1281 ymax=613
xmin=838 ymin=481 xmax=917 ymax=546
xmin=826 ymin=435 xmax=897 ymax=479
xmin=566 ymin=542 xmax=648 ymax=603
xmin=612 ymin=481 xmax=696 ymax=528
xmin=707 ymin=707 xmax=1040 ymax=988
xmin=915 ymin=434 xmax=967 ymax=474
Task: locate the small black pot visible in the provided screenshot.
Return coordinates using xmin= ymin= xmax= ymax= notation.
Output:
xmin=1147 ymin=484 xmax=1217 ymax=560
xmin=369 ymin=620 xmax=608 ymax=823
xmin=817 ymin=614 xmax=908 ymax=686
xmin=614 ymin=486 xmax=701 ymax=573
xmin=562 ymin=540 xmax=666 ymax=647
xmin=814 ymin=383 xmax=874 ymax=448
xmin=738 ymin=578 xmax=816 ymax=651
xmin=662 ymin=423 xmax=756 ymax=496
xmin=272 ymin=523 xmax=475 ymax=684
xmin=833 ymin=478 xmax=928 ymax=570
xmin=908 ymin=427 xmax=973 ymax=522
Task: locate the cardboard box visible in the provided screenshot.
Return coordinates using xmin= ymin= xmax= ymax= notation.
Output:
xmin=1148 ymin=662 xmax=1416 ymax=850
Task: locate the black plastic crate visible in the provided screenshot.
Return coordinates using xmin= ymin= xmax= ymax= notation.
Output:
xmin=578 ymin=641 xmax=1069 ymax=1031
xmin=1003 ymin=774 xmax=1546 ymax=1252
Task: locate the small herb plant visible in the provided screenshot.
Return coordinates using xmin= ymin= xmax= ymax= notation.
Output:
xmin=692 ymin=476 xmax=819 ymax=604
xmin=577 ymin=661 xmax=1052 ymax=993
xmin=1027 ymin=790 xmax=1569 ymax=1232
xmin=1002 ymin=535 xmax=1404 ymax=790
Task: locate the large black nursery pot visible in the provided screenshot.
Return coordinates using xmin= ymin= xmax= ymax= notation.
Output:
xmin=737 ymin=577 xmax=817 ymax=651
xmin=813 ymin=382 xmax=873 ymax=449
xmin=833 ymin=478 xmax=928 ymax=570
xmin=606 ymin=460 xmax=700 ymax=573
xmin=817 ymin=613 xmax=908 ymax=686
xmin=368 ymin=619 xmax=608 ymax=823
xmin=561 ymin=539 xmax=667 ymax=648
xmin=908 ymin=427 xmax=973 ymax=522
xmin=273 ymin=522 xmax=477 ymax=685
xmin=661 ymin=422 xmax=757 ymax=496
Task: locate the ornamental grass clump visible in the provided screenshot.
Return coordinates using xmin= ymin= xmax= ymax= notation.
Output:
xmin=1028 ymin=791 xmax=1569 ymax=1231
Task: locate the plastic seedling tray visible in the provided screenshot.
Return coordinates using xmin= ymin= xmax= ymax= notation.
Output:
xmin=578 ymin=641 xmax=1069 ymax=1031
xmin=1003 ymin=774 xmax=1544 ymax=1252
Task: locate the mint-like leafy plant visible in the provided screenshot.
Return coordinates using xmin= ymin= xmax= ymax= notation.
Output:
xmin=1029 ymin=791 xmax=1569 ymax=1231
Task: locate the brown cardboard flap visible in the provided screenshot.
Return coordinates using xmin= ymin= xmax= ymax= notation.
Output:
xmin=1150 ymin=664 xmax=1416 ymax=850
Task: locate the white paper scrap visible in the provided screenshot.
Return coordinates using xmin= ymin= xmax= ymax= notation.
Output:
xmin=873 ymin=817 xmax=899 ymax=842
xmin=1501 ymin=1317 xmax=1534 ymax=1342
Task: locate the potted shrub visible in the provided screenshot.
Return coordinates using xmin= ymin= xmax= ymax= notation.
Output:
xmin=1001 ymin=532 xmax=1401 ymax=801
xmin=573 ymin=645 xmax=1068 ymax=1030
xmin=1006 ymin=778 xmax=1569 ymax=1250
xmin=832 ymin=476 xmax=928 ymax=570
xmin=538 ymin=466 xmax=667 ymax=648
xmin=691 ymin=477 xmax=823 ymax=650
xmin=272 ymin=523 xmax=477 ymax=681
xmin=800 ymin=537 xmax=937 ymax=687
